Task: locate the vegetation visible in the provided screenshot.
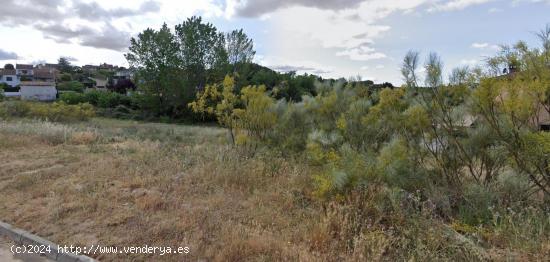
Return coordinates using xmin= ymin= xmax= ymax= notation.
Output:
xmin=2 ymin=19 xmax=550 ymax=261
xmin=57 ymin=81 xmax=85 ymax=92
xmin=0 ymin=101 xmax=95 ymax=122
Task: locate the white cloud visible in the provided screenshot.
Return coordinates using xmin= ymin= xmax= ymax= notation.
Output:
xmin=428 ymin=0 xmax=494 ymax=12
xmin=336 ymin=45 xmax=387 ymax=61
xmin=471 ymin=42 xmax=499 ymax=50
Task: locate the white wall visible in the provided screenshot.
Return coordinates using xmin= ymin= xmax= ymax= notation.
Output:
xmin=20 ymin=85 xmax=57 ymax=101
xmin=16 ymin=69 xmax=34 ymax=76
xmin=3 ymin=92 xmax=21 ymax=98
xmin=1 ymin=75 xmax=20 ymax=87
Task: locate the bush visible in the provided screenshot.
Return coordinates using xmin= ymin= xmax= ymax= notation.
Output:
xmin=57 ymin=81 xmax=85 ymax=92
xmin=0 ymin=101 xmax=30 ymax=117
xmin=59 ymin=92 xmax=86 ymax=105
xmin=97 ymin=92 xmax=132 ymax=108
xmin=458 ymin=183 xmax=495 ymax=226
xmin=1 ymin=83 xmax=20 ymax=92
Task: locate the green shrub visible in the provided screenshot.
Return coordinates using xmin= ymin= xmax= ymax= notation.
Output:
xmin=84 ymin=91 xmax=101 ymax=106
xmin=0 ymin=101 xmax=30 ymax=117
xmin=458 ymin=183 xmax=495 ymax=225
xmin=97 ymin=92 xmax=132 ymax=108
xmin=59 ymin=74 xmax=72 ymax=82
xmin=57 ymin=81 xmax=85 ymax=92
xmin=59 ymin=92 xmax=86 ymax=105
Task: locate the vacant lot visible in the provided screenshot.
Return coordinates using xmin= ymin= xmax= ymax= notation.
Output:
xmin=0 ymin=118 xmax=322 ymax=261
xmin=0 ymin=117 xmax=548 ymax=261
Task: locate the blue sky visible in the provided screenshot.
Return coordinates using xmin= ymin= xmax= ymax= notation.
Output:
xmin=0 ymin=0 xmax=548 ymax=84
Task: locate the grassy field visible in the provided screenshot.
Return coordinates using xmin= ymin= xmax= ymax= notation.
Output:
xmin=0 ymin=117 xmax=547 ymax=261
xmin=0 ymin=118 xmax=322 ymax=261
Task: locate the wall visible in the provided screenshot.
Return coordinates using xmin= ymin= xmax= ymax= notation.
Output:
xmin=20 ymin=86 xmax=57 ymax=101
xmin=1 ymin=75 xmax=20 ymax=87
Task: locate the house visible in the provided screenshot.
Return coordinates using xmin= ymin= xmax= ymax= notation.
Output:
xmin=33 ymin=69 xmax=57 ymax=82
xmin=112 ymin=69 xmax=134 ymax=85
xmin=87 ymin=77 xmax=108 ymax=90
xmin=16 ymin=64 xmax=34 ymax=80
xmin=99 ymin=63 xmax=114 ymax=71
xmin=0 ymin=69 xmax=20 ymax=87
xmin=82 ymin=65 xmax=99 ymax=72
xmin=20 ymin=81 xmax=57 ymax=101
xmin=35 ymin=63 xmax=59 ymax=70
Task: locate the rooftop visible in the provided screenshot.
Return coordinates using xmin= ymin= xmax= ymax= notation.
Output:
xmin=33 ymin=69 xmax=56 ymax=79
xmin=20 ymin=81 xmax=56 ymax=86
xmin=16 ymin=64 xmax=33 ymax=70
xmin=0 ymin=69 xmax=16 ymax=75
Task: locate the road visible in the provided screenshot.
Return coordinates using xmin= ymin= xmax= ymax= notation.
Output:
xmin=0 ymin=237 xmax=48 ymax=262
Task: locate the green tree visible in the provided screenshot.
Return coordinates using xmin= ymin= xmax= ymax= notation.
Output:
xmin=175 ymin=16 xmax=228 ymax=92
xmin=125 ymin=23 xmax=181 ymax=116
xmin=58 ymin=57 xmax=73 ymax=73
xmin=226 ymin=29 xmax=256 ymax=70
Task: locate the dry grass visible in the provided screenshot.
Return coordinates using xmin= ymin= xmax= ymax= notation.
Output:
xmin=0 ymin=118 xmax=321 ymax=261
xmin=0 ymin=118 xmax=547 ymax=261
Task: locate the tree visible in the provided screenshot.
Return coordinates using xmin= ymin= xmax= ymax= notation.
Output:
xmin=58 ymin=57 xmax=73 ymax=73
xmin=175 ymin=16 xmax=228 ymax=91
xmin=126 ymin=23 xmax=181 ymax=115
xmin=226 ymin=29 xmax=256 ymax=70
xmin=189 ymin=76 xmax=239 ymax=144
xmin=3 ymin=64 xmax=14 ymax=70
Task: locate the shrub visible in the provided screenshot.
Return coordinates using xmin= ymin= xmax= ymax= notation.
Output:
xmin=57 ymin=81 xmax=85 ymax=92
xmin=458 ymin=183 xmax=495 ymax=225
xmin=60 ymin=90 xmax=136 ymax=111
xmin=83 ymin=91 xmax=101 ymax=106
xmin=59 ymin=92 xmax=87 ymax=105
xmin=97 ymin=92 xmax=132 ymax=108
xmin=0 ymin=101 xmax=30 ymax=117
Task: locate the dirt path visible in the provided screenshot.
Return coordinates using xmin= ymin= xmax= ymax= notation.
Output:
xmin=0 ymin=237 xmax=48 ymax=262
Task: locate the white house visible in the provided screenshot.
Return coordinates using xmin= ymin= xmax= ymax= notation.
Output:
xmin=87 ymin=77 xmax=108 ymax=90
xmin=20 ymin=81 xmax=57 ymax=101
xmin=16 ymin=64 xmax=34 ymax=79
xmin=0 ymin=69 xmax=20 ymax=87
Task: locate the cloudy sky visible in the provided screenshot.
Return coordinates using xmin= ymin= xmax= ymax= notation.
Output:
xmin=0 ymin=0 xmax=548 ymax=84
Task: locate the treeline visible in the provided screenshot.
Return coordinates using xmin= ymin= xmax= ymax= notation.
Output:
xmin=124 ymin=16 xmax=350 ymax=120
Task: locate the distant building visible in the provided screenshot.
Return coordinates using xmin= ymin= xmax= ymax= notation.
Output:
xmin=82 ymin=65 xmax=99 ymax=72
xmin=99 ymin=63 xmax=114 ymax=71
xmin=35 ymin=63 xmax=59 ymax=70
xmin=20 ymin=81 xmax=57 ymax=101
xmin=88 ymin=77 xmax=108 ymax=90
xmin=112 ymin=69 xmax=134 ymax=85
xmin=0 ymin=69 xmax=20 ymax=87
xmin=33 ymin=69 xmax=57 ymax=82
xmin=16 ymin=64 xmax=34 ymax=78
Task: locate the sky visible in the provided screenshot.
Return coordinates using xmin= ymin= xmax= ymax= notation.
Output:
xmin=0 ymin=0 xmax=549 ymax=84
